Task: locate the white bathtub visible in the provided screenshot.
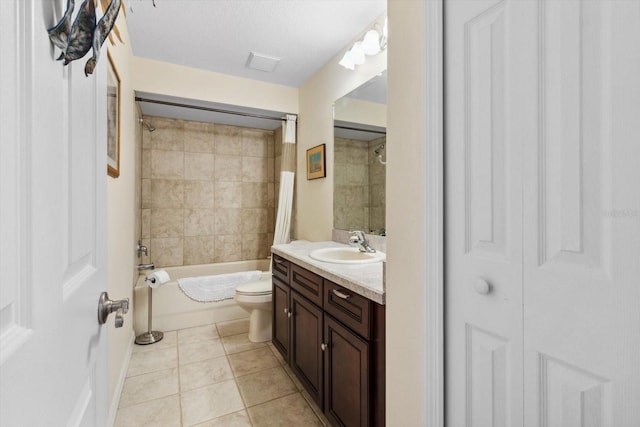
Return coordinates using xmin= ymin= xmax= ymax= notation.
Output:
xmin=133 ymin=259 xmax=271 ymax=334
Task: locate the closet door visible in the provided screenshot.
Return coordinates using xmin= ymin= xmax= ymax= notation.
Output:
xmin=522 ymin=1 xmax=640 ymax=425
xmin=444 ymin=0 xmax=534 ymax=425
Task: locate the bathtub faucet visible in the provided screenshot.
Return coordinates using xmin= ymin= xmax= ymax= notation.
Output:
xmin=137 ymin=263 xmax=155 ymax=271
xmin=137 ymin=240 xmax=148 ymax=258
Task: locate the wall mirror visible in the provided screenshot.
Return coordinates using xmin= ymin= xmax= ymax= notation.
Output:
xmin=333 ymin=70 xmax=387 ymax=235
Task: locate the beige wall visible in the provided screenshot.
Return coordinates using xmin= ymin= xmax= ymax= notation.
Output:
xmin=334 ymin=97 xmax=387 ymax=128
xmin=105 ymin=13 xmax=138 ymax=421
xmin=296 ymin=14 xmax=387 ymax=241
xmin=140 ymin=117 xmax=277 ymax=267
xmin=386 ymin=0 xmax=429 ymax=424
xmin=133 ymin=57 xmax=299 ymax=115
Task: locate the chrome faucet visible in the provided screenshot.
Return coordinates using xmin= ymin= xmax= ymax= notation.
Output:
xmin=137 ymin=240 xmax=148 ymax=258
xmin=137 ymin=263 xmax=155 ymax=271
xmin=349 ymin=230 xmax=376 ymax=253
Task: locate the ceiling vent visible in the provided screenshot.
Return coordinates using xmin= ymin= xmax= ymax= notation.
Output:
xmin=246 ymin=52 xmax=281 ymax=72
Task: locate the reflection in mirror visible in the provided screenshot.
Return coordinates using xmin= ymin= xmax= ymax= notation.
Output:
xmin=333 ymin=71 xmax=387 ymax=235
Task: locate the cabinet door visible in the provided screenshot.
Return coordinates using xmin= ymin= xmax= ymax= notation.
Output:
xmin=324 ymin=315 xmax=370 ymax=427
xmin=272 ymin=277 xmax=290 ymax=361
xmin=291 ymin=291 xmax=323 ymax=407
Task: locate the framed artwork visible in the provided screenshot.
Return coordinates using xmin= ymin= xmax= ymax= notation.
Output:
xmin=306 ymin=144 xmax=326 ymax=180
xmin=107 ymin=51 xmax=120 ymax=178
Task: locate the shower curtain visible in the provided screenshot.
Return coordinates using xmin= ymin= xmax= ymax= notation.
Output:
xmin=273 ymin=114 xmax=297 ymax=245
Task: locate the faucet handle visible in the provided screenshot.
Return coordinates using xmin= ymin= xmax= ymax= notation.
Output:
xmin=137 ymin=240 xmax=148 ymax=258
xmin=349 ymin=230 xmax=376 ymax=253
xmin=349 ymin=231 xmax=362 ymax=246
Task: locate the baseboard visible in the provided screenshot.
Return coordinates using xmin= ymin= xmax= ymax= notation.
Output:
xmin=107 ymin=332 xmax=135 ymax=427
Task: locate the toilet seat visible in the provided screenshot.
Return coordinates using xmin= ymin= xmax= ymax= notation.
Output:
xmin=236 ymin=278 xmax=271 ymax=296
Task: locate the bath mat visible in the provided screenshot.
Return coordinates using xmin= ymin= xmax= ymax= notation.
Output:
xmin=177 ymin=270 xmax=263 ymax=302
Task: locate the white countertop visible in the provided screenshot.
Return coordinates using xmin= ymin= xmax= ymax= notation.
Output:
xmin=271 ymin=240 xmax=385 ymax=305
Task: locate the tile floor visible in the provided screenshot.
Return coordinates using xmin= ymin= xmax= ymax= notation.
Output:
xmin=115 ymin=318 xmax=329 ymax=427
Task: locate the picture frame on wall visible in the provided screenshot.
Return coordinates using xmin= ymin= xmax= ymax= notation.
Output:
xmin=107 ymin=51 xmax=121 ymax=178
xmin=306 ymin=144 xmax=326 ymax=180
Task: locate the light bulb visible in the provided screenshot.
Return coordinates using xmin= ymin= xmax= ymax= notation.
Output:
xmin=350 ymin=42 xmax=365 ymax=65
xmin=362 ymin=29 xmax=381 ymax=55
xmin=339 ymin=51 xmax=355 ymax=70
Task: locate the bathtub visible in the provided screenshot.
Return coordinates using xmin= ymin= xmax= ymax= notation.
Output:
xmin=133 ymin=259 xmax=271 ymax=335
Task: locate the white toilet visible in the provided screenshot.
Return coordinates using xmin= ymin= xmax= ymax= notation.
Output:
xmin=234 ymin=273 xmax=273 ymax=342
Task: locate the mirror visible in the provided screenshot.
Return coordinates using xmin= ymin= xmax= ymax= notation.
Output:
xmin=333 ymin=71 xmax=387 ymax=235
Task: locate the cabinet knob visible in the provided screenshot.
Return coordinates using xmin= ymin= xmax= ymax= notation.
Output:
xmin=283 ymin=308 xmax=288 ymax=314
xmin=287 ymin=311 xmax=292 ymax=318
xmin=474 ymin=278 xmax=491 ymax=295
xmin=321 ymin=343 xmax=327 ymax=351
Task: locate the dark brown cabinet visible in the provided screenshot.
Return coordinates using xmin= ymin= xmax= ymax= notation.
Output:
xmin=272 ymin=277 xmax=290 ymax=359
xmin=324 ymin=314 xmax=370 ymax=427
xmin=271 ymin=255 xmax=385 ymax=427
xmin=291 ymin=290 xmax=324 ymax=406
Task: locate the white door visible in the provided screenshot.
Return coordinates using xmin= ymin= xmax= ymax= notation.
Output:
xmin=445 ymin=0 xmax=640 ymax=426
xmin=1 ymin=1 xmax=110 ymax=426
xmin=522 ymin=1 xmax=640 ymax=425
xmin=444 ymin=0 xmax=530 ymax=425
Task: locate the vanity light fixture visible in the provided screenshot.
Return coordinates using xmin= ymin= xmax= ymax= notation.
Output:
xmin=361 ymin=30 xmax=381 ymax=55
xmin=339 ymin=17 xmax=387 ymax=70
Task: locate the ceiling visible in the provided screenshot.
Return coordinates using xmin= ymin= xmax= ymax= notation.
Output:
xmin=126 ymin=0 xmax=386 ymax=129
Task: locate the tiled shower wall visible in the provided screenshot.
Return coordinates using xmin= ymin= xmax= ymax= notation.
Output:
xmin=334 ymin=136 xmax=386 ymax=233
xmin=140 ymin=116 xmax=277 ymax=267
xmin=368 ymin=136 xmax=386 ymax=233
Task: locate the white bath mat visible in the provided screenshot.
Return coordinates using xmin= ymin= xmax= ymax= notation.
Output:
xmin=177 ymin=270 xmax=263 ymax=302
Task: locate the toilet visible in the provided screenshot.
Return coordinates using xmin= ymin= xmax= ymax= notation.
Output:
xmin=234 ymin=273 xmax=273 ymax=342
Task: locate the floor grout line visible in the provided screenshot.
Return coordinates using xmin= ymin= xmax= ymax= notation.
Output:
xmin=117 ymin=319 xmax=323 ymax=427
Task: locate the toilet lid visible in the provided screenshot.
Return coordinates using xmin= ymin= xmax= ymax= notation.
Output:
xmin=236 ymin=279 xmax=271 ymax=295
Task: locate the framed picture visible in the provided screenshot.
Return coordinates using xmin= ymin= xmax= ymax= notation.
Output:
xmin=107 ymin=51 xmax=121 ymax=178
xmin=306 ymin=144 xmax=326 ymax=180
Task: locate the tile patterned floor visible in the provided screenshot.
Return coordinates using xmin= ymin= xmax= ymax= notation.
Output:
xmin=115 ymin=319 xmax=329 ymax=427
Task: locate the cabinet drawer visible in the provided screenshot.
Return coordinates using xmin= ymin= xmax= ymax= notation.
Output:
xmin=291 ymin=265 xmax=323 ymax=307
xmin=272 ymin=254 xmax=290 ymax=283
xmin=324 ymin=281 xmax=372 ymax=340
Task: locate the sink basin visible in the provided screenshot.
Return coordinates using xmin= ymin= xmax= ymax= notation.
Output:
xmin=309 ymin=247 xmax=386 ymax=264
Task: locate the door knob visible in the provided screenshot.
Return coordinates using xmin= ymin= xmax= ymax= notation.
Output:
xmin=98 ymin=292 xmax=129 ymax=327
xmin=474 ymin=278 xmax=491 ymax=295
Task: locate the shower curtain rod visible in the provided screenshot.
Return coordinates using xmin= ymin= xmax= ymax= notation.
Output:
xmin=334 ymin=124 xmax=387 ymax=135
xmin=135 ymin=97 xmax=291 ymax=122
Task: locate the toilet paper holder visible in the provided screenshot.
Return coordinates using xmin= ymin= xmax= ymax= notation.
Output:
xmin=135 ymin=271 xmax=168 ymax=345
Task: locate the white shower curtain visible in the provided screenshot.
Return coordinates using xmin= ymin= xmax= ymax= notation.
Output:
xmin=273 ymin=114 xmax=297 ymax=245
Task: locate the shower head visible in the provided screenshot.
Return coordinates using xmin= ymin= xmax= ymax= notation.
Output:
xmin=139 ymin=118 xmax=156 ymax=132
xmin=374 ymin=143 xmax=386 ymax=165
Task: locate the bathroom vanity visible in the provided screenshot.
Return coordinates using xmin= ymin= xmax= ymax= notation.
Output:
xmin=271 ymin=241 xmax=385 ymax=427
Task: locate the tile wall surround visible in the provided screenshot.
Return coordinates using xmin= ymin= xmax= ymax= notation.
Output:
xmin=334 ymin=136 xmax=386 ymax=233
xmin=368 ymin=136 xmax=386 ymax=232
xmin=140 ymin=116 xmax=281 ymax=267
